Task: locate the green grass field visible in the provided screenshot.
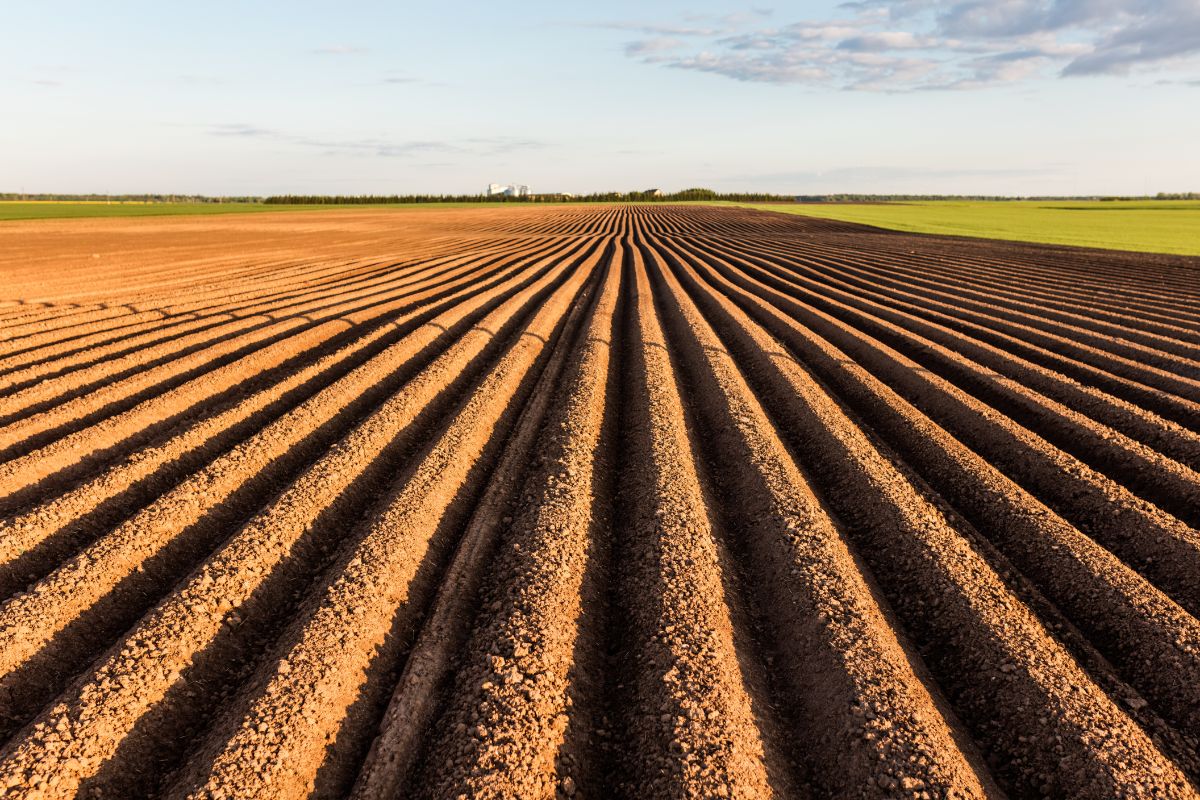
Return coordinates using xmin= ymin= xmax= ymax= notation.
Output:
xmin=0 ymin=202 xmax=286 ymax=221
xmin=728 ymin=200 xmax=1200 ymax=257
xmin=0 ymin=201 xmax=508 ymax=222
xmin=5 ymin=199 xmax=1197 ymax=257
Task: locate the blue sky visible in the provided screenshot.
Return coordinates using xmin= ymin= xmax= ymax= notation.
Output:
xmin=3 ymin=0 xmax=1198 ymax=196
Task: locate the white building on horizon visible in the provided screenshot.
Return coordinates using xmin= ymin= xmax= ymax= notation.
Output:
xmin=487 ymin=183 xmax=531 ymax=198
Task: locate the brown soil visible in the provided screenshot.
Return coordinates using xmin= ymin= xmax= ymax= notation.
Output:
xmin=0 ymin=205 xmax=1197 ymax=799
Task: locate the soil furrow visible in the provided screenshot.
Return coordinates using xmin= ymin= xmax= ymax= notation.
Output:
xmin=0 ymin=249 xmax=579 ymax=740
xmin=169 ymin=238 xmax=608 ymax=800
xmin=348 ymin=242 xmax=600 ymax=800
xmin=595 ymin=239 xmax=784 ymax=798
xmin=0 ymin=251 xmax=551 ymax=597
xmin=693 ymin=244 xmax=1200 ymax=618
xmin=641 ymin=228 xmax=998 ymax=798
xmin=0 ymin=233 xmax=584 ymax=506
xmin=412 ymin=241 xmax=622 ymax=800
xmin=0 ymin=243 xmax=591 ymax=799
xmin=666 ymin=227 xmax=1200 ymax=768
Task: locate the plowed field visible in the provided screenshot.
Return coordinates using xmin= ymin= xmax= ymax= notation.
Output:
xmin=1 ymin=205 xmax=1199 ymax=799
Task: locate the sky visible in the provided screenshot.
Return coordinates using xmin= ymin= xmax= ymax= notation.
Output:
xmin=2 ymin=0 xmax=1198 ymax=196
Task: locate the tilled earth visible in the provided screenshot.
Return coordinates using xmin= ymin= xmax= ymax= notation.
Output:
xmin=0 ymin=204 xmax=1198 ymax=799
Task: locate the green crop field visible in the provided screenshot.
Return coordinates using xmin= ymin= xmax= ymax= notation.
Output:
xmin=727 ymin=200 xmax=1200 ymax=257
xmin=0 ymin=201 xmax=513 ymax=222
xmin=0 ymin=202 xmax=289 ymax=221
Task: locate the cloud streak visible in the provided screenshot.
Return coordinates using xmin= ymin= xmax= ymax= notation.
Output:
xmin=734 ymin=164 xmax=1067 ymax=182
xmin=610 ymin=0 xmax=1200 ymax=91
xmin=205 ymin=125 xmax=548 ymax=159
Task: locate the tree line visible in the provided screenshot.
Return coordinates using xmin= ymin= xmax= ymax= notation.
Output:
xmin=261 ymin=188 xmax=799 ymax=204
xmin=262 ymin=194 xmax=541 ymax=204
xmin=0 ymin=193 xmax=260 ymax=203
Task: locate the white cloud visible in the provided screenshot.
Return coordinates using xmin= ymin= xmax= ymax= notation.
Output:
xmin=613 ymin=0 xmax=1200 ymax=90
